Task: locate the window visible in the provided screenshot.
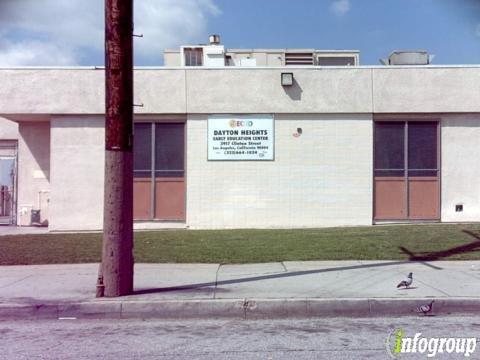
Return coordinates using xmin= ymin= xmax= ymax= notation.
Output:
xmin=133 ymin=123 xmax=152 ymax=178
xmin=133 ymin=123 xmax=185 ymax=220
xmin=374 ymin=120 xmax=440 ymax=220
xmin=184 ymin=48 xmax=203 ymax=66
xmin=374 ymin=122 xmax=404 ymax=177
xmin=408 ymin=122 xmax=437 ymax=176
xmin=155 ymin=123 xmax=184 ymax=177
xmin=375 ymin=121 xmax=438 ymax=177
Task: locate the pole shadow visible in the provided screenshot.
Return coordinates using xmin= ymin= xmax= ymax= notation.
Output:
xmin=133 ymin=259 xmax=441 ymax=296
xmin=399 ymin=229 xmax=480 ymax=261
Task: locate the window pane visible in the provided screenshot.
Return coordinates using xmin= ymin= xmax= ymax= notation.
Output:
xmin=408 ymin=122 xmax=437 ymax=171
xmin=155 ymin=123 xmax=184 ymax=177
xmin=375 ymin=170 xmax=404 ymax=177
xmin=133 ymin=170 xmax=151 ymax=179
xmin=408 ymin=170 xmax=437 ymax=177
xmin=184 ymin=48 xmax=203 ymax=66
xmin=374 ymin=122 xmax=405 ymax=172
xmin=155 ymin=170 xmax=184 ymax=177
xmin=134 ymin=124 xmax=152 ymax=172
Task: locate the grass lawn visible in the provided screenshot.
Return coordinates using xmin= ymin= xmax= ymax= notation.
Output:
xmin=1 ymin=224 xmax=480 ymax=265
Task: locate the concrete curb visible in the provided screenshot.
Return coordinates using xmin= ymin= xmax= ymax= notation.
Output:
xmin=2 ymin=298 xmax=480 ymax=320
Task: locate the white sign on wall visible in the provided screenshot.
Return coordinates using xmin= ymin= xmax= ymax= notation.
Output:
xmin=208 ymin=115 xmax=274 ymax=160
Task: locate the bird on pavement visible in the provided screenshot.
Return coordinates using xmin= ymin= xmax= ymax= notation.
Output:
xmin=415 ymin=300 xmax=435 ymax=316
xmin=397 ymin=272 xmax=413 ymax=289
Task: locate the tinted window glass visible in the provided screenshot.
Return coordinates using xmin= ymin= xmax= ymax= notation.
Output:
xmin=374 ymin=122 xmax=404 ymax=176
xmin=408 ymin=170 xmax=437 ymax=176
xmin=155 ymin=123 xmax=184 ymax=177
xmin=184 ymin=48 xmax=203 ymax=66
xmin=133 ymin=123 xmax=152 ymax=173
xmin=408 ymin=122 xmax=437 ymax=175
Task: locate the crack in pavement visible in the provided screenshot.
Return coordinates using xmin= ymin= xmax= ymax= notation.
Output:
xmin=0 ymin=275 xmax=33 ymax=289
xmin=213 ymin=263 xmax=221 ymax=299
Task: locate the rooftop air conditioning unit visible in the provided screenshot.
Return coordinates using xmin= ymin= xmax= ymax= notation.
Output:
xmin=380 ymin=50 xmax=434 ymax=65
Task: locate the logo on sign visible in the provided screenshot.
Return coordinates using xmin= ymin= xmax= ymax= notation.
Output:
xmin=229 ymin=120 xmax=254 ymax=128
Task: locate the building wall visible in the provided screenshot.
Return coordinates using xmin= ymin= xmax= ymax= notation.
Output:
xmin=373 ymin=68 xmax=480 ymax=113
xmin=11 ymin=112 xmax=480 ymax=230
xmin=441 ymin=114 xmax=480 ymax=222
xmin=0 ymin=117 xmax=18 ymax=139
xmin=185 ymin=68 xmax=373 ymax=114
xmin=49 ymin=116 xmax=104 ymax=231
xmin=2 ymin=67 xmax=480 ymax=117
xmin=2 ymin=67 xmax=480 ymax=230
xmin=17 ymin=122 xmax=50 ymax=225
xmin=163 ymin=51 xmax=181 ymax=66
xmin=186 ymin=113 xmax=373 ymax=229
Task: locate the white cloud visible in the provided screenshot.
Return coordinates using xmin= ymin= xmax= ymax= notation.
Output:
xmin=134 ymin=0 xmax=220 ymax=63
xmin=0 ymin=39 xmax=77 ymax=66
xmin=0 ymin=0 xmax=220 ymax=66
xmin=330 ymin=0 xmax=351 ymax=16
xmin=475 ymin=24 xmax=480 ymax=37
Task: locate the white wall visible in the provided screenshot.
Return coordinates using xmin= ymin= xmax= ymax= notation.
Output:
xmin=0 ymin=117 xmax=18 ymax=139
xmin=1 ymin=67 xmax=480 ymax=117
xmin=186 ymin=114 xmax=373 ymax=229
xmin=49 ymin=116 xmax=104 ymax=231
xmin=441 ymin=114 xmax=480 ymax=222
xmin=17 ymin=122 xmax=50 ymax=226
xmin=373 ymin=68 xmax=480 ymax=113
xmin=185 ymin=68 xmax=373 ymax=114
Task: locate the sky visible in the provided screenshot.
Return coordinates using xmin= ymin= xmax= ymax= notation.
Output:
xmin=0 ymin=0 xmax=478 ymax=66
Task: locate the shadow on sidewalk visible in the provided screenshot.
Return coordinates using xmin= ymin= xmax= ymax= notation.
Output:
xmin=134 ymin=230 xmax=480 ymax=296
xmin=133 ymin=259 xmax=442 ymax=296
xmin=399 ymin=230 xmax=480 ymax=262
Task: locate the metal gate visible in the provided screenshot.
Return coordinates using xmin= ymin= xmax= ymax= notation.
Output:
xmin=0 ymin=141 xmax=17 ymax=225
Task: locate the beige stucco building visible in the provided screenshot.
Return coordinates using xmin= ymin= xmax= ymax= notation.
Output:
xmin=0 ymin=42 xmax=479 ymax=231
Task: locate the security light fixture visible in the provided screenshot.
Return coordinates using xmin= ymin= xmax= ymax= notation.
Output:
xmin=281 ymin=72 xmax=294 ymax=86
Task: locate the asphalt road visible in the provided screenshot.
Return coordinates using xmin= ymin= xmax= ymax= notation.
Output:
xmin=1 ymin=316 xmax=479 ymax=359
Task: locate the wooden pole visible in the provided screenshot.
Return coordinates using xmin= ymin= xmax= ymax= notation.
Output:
xmin=99 ymin=0 xmax=134 ymax=297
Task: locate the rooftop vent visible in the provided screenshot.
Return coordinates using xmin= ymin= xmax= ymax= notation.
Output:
xmin=285 ymin=52 xmax=314 ymax=65
xmin=209 ymin=34 xmax=220 ymax=45
xmin=380 ymin=50 xmax=434 ymax=65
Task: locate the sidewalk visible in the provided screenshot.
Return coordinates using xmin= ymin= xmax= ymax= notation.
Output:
xmin=0 ymin=225 xmax=49 ymax=236
xmin=1 ymin=260 xmax=480 ymax=320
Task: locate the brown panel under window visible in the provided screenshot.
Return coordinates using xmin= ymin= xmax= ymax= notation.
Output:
xmin=374 ymin=177 xmax=406 ymax=220
xmin=133 ymin=178 xmax=151 ymax=220
xmin=154 ymin=177 xmax=185 ymax=220
xmin=408 ymin=177 xmax=439 ymax=219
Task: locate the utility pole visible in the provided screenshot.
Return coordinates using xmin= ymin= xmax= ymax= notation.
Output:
xmin=98 ymin=0 xmax=134 ymax=297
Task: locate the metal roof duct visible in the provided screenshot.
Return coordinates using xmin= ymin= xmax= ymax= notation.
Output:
xmin=209 ymin=34 xmax=220 ymax=45
xmin=380 ymin=50 xmax=435 ymax=65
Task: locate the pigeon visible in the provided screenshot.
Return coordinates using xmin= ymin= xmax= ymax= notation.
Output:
xmin=397 ymin=272 xmax=413 ymax=288
xmin=415 ymin=300 xmax=435 ymax=316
